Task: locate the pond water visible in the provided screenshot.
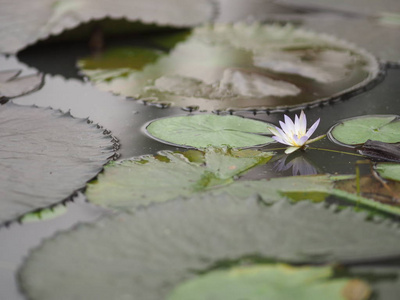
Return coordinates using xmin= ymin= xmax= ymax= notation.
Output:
xmin=1 ymin=2 xmax=400 ymax=299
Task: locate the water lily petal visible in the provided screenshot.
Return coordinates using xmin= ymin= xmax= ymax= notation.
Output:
xmin=297 ymin=135 xmax=310 ymax=146
xmin=284 ymin=115 xmax=296 ymax=133
xmin=294 ymin=114 xmax=301 ymax=135
xmin=285 ymin=146 xmax=300 ymax=154
xmin=299 ymin=110 xmax=307 ymax=135
xmin=305 ymin=118 xmax=320 ymax=138
xmin=275 ymin=127 xmax=293 ymax=145
xmin=272 ymin=135 xmax=292 ymax=146
xmin=279 ymin=120 xmax=292 ymax=138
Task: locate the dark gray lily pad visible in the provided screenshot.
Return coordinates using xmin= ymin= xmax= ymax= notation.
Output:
xmin=0 ymin=69 xmax=44 ymax=101
xmin=78 ymin=23 xmax=379 ymax=112
xmin=168 ymin=264 xmax=371 ymax=300
xmin=0 ymin=102 xmax=116 ymax=225
xmin=145 ymin=114 xmax=275 ymax=148
xmin=358 ymin=140 xmax=400 ymax=162
xmin=86 ymin=147 xmax=273 ymax=209
xmin=0 ymin=0 xmax=216 ymax=54
xmin=328 ymin=115 xmax=400 ymax=147
xmin=19 ymin=195 xmax=400 ymax=300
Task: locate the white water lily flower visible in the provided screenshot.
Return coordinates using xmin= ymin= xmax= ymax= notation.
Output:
xmin=270 ymin=111 xmax=320 ymax=154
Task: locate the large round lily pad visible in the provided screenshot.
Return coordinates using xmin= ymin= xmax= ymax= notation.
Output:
xmin=0 ymin=0 xmax=216 ymax=54
xmin=0 ymin=102 xmax=116 ymax=225
xmin=328 ymin=115 xmax=400 ymax=147
xmin=145 ymin=114 xmax=275 ymax=148
xmin=168 ymin=264 xmax=371 ymax=300
xmin=79 ymin=23 xmax=380 ymax=112
xmin=19 ymin=195 xmax=400 ymax=300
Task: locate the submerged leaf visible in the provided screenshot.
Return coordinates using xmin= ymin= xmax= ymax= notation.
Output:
xmin=86 ymin=148 xmax=273 ymax=209
xmin=145 ymin=114 xmax=275 ymax=148
xmin=0 ymin=0 xmax=216 ymax=53
xmin=19 ymin=196 xmax=400 ymax=300
xmin=329 ymin=115 xmax=400 ymax=147
xmin=168 ymin=264 xmax=371 ymax=300
xmin=79 ymin=23 xmax=379 ymax=112
xmin=0 ymin=69 xmax=44 ymax=101
xmin=0 ymin=102 xmax=116 ymax=225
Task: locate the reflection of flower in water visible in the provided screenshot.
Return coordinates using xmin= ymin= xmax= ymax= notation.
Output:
xmin=273 ymin=155 xmax=317 ymax=176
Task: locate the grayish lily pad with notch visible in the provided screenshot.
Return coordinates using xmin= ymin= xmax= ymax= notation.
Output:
xmin=328 ymin=115 xmax=400 ymax=147
xmin=375 ymin=163 xmax=400 ymax=182
xmin=0 ymin=0 xmax=216 ymax=54
xmin=0 ymin=69 xmax=44 ymax=101
xmin=145 ymin=114 xmax=275 ymax=148
xmin=19 ymin=195 xmax=400 ymax=300
xmin=79 ymin=23 xmax=380 ymax=112
xmin=0 ymin=102 xmax=116 ymax=225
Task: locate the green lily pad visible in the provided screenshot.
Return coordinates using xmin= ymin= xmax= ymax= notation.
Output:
xmin=145 ymin=114 xmax=275 ymax=148
xmin=328 ymin=115 xmax=400 ymax=147
xmin=87 ymin=148 xmax=400 ymax=217
xmin=79 ymin=23 xmax=379 ymax=112
xmin=168 ymin=264 xmax=371 ymax=300
xmin=375 ymin=163 xmax=400 ymax=182
xmin=0 ymin=0 xmax=215 ymax=54
xmin=19 ymin=195 xmax=400 ymax=300
xmin=0 ymin=102 xmax=116 ymax=225
xmin=20 ymin=205 xmax=67 ymax=223
xmin=86 ymin=147 xmax=273 ymax=209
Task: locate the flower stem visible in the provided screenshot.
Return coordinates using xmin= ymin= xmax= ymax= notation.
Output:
xmin=308 ymin=147 xmax=364 ymax=157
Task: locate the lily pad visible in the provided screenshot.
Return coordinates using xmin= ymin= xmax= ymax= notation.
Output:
xmin=0 ymin=0 xmax=216 ymax=54
xmin=145 ymin=114 xmax=275 ymax=148
xmin=0 ymin=102 xmax=116 ymax=225
xmin=86 ymin=147 xmax=273 ymax=209
xmin=328 ymin=115 xmax=400 ymax=147
xmin=0 ymin=69 xmax=44 ymax=102
xmin=19 ymin=195 xmax=400 ymax=300
xmin=168 ymin=264 xmax=371 ymax=300
xmin=78 ymin=23 xmax=379 ymax=112
xmin=375 ymin=163 xmax=400 ymax=182
xmin=20 ymin=205 xmax=67 ymax=224
xmin=299 ymin=15 xmax=400 ymax=63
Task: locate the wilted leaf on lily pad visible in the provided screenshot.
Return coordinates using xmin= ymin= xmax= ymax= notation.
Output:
xmin=79 ymin=23 xmax=379 ymax=112
xmin=358 ymin=140 xmax=400 ymax=162
xmin=0 ymin=69 xmax=44 ymax=101
xmin=329 ymin=115 xmax=400 ymax=147
xmin=0 ymin=0 xmax=216 ymax=54
xmin=333 ymin=174 xmax=400 ymax=206
xmin=168 ymin=264 xmax=371 ymax=300
xmin=145 ymin=114 xmax=275 ymax=148
xmin=0 ymin=102 xmax=116 ymax=225
xmin=86 ymin=147 xmax=273 ymax=209
xmin=19 ymin=195 xmax=400 ymax=300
